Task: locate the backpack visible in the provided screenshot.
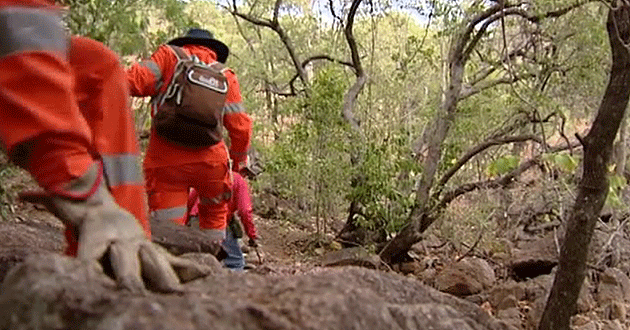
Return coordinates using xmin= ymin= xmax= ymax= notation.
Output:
xmin=153 ymin=45 xmax=228 ymax=148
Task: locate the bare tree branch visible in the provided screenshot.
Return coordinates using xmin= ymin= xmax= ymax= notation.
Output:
xmin=261 ymin=78 xmax=298 ymax=97
xmin=225 ymin=2 xmax=310 ymax=92
xmin=301 ymin=55 xmax=355 ymax=70
xmin=456 ymin=224 xmax=487 ymax=262
xmin=272 ymin=0 xmax=281 ymax=23
xmin=229 ymin=8 xmax=275 ymax=28
xmin=435 ymin=134 xmax=548 ymax=191
xmin=437 ymin=158 xmax=540 ymax=210
xmin=460 ymin=72 xmax=538 ymax=99
xmin=512 ymin=0 xmax=597 ymax=23
xmin=345 ymin=0 xmax=364 ymax=77
xmin=452 ymin=4 xmax=505 ymax=64
xmin=460 ymin=1 xmax=595 ymax=63
xmin=468 ymin=65 xmax=498 ymax=86
xmin=328 ymin=0 xmax=343 ymax=24
xmin=436 ymin=139 xmax=582 ymax=210
xmin=341 ymin=0 xmax=366 ymax=131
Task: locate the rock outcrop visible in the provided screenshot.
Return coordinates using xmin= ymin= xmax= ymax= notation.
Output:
xmin=0 ymin=253 xmax=514 ymax=330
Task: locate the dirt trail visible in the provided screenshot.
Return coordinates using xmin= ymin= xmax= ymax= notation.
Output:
xmin=0 ymin=189 xmax=318 ymax=280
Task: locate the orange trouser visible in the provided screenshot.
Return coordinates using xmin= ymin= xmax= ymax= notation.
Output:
xmin=145 ymin=155 xmax=231 ymax=234
xmin=0 ymin=5 xmax=149 ymax=254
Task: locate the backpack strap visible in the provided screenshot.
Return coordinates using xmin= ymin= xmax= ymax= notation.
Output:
xmin=208 ymin=61 xmax=225 ymax=71
xmin=156 ymin=46 xmax=190 ymax=108
xmin=167 ymin=45 xmax=190 ymax=61
xmin=168 ymin=45 xmax=225 ymax=70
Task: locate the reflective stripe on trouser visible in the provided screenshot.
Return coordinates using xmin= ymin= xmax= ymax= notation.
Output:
xmin=152 ymin=206 xmax=187 ymax=223
xmin=186 ymin=216 xmax=227 ymax=242
xmin=145 ymin=159 xmax=231 ymax=231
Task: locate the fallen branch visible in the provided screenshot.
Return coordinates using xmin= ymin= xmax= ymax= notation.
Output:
xmin=456 ymin=229 xmax=485 ymax=262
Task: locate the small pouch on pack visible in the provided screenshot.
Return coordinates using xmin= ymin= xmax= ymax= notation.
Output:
xmin=228 ymin=212 xmax=244 ymax=239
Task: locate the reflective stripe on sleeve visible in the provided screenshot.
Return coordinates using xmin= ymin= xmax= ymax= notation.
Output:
xmin=139 ymin=60 xmax=163 ymax=88
xmin=223 ymin=102 xmax=245 ymax=114
xmin=101 ymin=154 xmax=144 ymax=187
xmin=151 ymin=206 xmax=187 ymax=222
xmin=0 ymin=7 xmax=68 ymax=58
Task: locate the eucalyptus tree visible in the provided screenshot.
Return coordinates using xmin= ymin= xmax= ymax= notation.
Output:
xmin=539 ymin=2 xmax=630 ymax=329
xmin=379 ymin=0 xmax=602 ymax=263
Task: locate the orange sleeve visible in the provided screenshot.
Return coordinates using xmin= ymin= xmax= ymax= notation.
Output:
xmin=0 ymin=1 xmax=55 ymax=6
xmin=223 ymin=69 xmax=252 ymax=171
xmin=126 ymin=45 xmax=177 ymax=97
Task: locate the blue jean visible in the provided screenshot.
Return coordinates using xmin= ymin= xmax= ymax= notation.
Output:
xmin=222 ymin=226 xmax=245 ymax=271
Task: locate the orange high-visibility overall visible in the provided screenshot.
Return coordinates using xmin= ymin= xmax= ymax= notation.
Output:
xmin=127 ymin=44 xmax=252 ymax=233
xmin=0 ymin=0 xmax=149 ymax=255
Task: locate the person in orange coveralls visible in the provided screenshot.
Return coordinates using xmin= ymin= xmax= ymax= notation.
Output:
xmin=0 ymin=0 xmax=209 ymax=293
xmin=127 ymin=28 xmax=252 ymax=242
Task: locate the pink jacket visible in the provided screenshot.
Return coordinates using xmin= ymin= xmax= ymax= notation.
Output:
xmin=187 ymin=172 xmax=257 ymax=239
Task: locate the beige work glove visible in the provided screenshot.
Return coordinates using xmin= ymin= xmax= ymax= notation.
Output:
xmin=20 ymin=163 xmax=210 ymax=294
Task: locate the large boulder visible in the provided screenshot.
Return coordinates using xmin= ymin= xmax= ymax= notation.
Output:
xmin=435 ymin=257 xmax=496 ymax=296
xmin=0 ymin=253 xmax=515 ymax=330
xmin=320 ymin=247 xmax=382 ymax=269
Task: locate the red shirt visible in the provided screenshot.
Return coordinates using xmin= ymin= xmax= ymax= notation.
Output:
xmin=187 ymin=172 xmax=257 ymax=239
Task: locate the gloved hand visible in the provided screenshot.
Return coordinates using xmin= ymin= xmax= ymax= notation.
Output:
xmin=20 ymin=163 xmax=210 ymax=293
xmin=248 ymin=238 xmax=258 ymax=248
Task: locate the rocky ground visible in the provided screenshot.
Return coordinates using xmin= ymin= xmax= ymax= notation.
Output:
xmin=1 ymin=162 xmax=630 ymax=329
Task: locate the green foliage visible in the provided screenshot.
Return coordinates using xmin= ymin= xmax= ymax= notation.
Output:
xmin=606 ymin=173 xmax=628 ymax=208
xmin=543 ymin=153 xmax=579 ymax=173
xmin=262 ymin=66 xmax=352 ymax=225
xmin=486 ymin=155 xmax=519 ymax=178
xmin=64 ymin=0 xmax=195 ymax=55
xmin=349 ymin=136 xmax=421 ymax=233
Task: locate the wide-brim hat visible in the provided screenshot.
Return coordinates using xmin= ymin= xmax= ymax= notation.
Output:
xmin=168 ymin=28 xmax=229 ymax=63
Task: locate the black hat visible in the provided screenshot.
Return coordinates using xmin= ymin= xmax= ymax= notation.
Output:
xmin=167 ymin=28 xmax=229 ymax=63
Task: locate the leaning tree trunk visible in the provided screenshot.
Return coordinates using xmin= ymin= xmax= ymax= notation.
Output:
xmin=378 ymin=43 xmax=464 ymax=264
xmin=538 ymin=3 xmax=630 ymax=330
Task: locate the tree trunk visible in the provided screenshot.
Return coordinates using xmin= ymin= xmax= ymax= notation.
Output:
xmin=613 ymin=113 xmax=627 ymax=176
xmin=538 ymin=4 xmax=630 ymax=330
xmin=379 ymin=51 xmax=465 ymax=264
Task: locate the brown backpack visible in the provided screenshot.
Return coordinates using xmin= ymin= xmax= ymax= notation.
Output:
xmin=153 ymin=45 xmax=228 ymax=148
